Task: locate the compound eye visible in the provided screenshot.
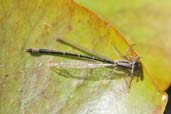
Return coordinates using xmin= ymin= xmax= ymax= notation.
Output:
xmin=132 ymin=61 xmax=136 ymax=65
xmin=132 ymin=61 xmax=139 ymax=69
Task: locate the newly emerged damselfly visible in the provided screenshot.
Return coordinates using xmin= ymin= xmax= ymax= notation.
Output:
xmin=26 ymin=38 xmax=143 ymax=82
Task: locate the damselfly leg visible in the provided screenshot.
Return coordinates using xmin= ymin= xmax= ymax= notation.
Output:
xmin=112 ymin=43 xmax=136 ymax=61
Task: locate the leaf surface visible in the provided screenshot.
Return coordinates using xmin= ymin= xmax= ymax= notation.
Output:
xmin=0 ymin=0 xmax=167 ymax=114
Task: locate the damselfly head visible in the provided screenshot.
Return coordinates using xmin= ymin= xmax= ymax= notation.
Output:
xmin=132 ymin=61 xmax=143 ymax=81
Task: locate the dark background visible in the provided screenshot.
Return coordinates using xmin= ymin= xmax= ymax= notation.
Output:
xmin=164 ymin=86 xmax=171 ymax=114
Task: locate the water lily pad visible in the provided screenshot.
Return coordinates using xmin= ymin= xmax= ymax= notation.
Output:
xmin=0 ymin=0 xmax=167 ymax=114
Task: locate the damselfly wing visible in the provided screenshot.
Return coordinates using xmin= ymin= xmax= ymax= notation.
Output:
xmin=49 ymin=60 xmax=130 ymax=81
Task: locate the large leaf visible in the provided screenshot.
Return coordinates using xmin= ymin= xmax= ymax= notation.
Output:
xmin=75 ymin=0 xmax=171 ymax=91
xmin=0 ymin=0 xmax=167 ymax=114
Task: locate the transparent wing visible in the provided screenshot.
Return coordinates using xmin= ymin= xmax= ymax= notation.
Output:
xmin=48 ymin=60 xmax=114 ymax=68
xmin=49 ymin=60 xmax=130 ymax=81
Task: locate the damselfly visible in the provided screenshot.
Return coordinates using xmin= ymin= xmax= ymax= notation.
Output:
xmin=26 ymin=38 xmax=143 ymax=82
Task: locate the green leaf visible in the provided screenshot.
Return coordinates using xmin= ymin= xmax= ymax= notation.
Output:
xmin=0 ymin=0 xmax=167 ymax=114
